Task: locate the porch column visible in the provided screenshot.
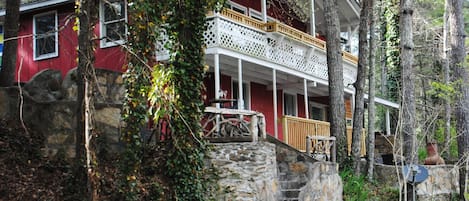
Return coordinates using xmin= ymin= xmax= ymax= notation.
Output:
xmin=261 ymin=0 xmax=267 ymax=22
xmin=386 ymin=109 xmax=391 ymax=135
xmin=214 ymin=54 xmax=220 ymax=109
xmin=273 ymin=69 xmax=278 ymax=138
xmin=310 ymin=0 xmax=315 ymax=35
xmin=303 ymin=79 xmax=309 ymax=119
xmin=347 ymin=26 xmax=352 ymax=51
xmin=237 ymin=59 xmax=244 ymax=109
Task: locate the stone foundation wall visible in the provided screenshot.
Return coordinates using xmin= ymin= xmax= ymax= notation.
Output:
xmin=375 ymin=164 xmax=459 ymax=200
xmin=208 ymin=142 xmax=280 ymax=200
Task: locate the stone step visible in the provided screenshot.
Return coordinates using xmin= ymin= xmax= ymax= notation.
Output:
xmin=281 ymin=189 xmax=301 ymax=198
xmin=279 ymin=180 xmax=306 ymax=189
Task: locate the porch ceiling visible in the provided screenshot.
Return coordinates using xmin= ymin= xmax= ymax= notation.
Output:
xmin=205 ymin=54 xmax=331 ymax=97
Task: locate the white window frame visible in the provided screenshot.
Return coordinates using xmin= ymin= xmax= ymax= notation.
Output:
xmin=99 ymin=0 xmax=127 ymax=48
xmin=283 ymin=92 xmax=297 ymax=116
xmin=248 ymin=9 xmax=263 ymax=21
xmin=228 ymin=1 xmax=247 ymax=14
xmin=231 ymin=79 xmax=251 ymax=110
xmin=33 ymin=11 xmax=58 ymax=61
xmin=309 ymin=102 xmax=327 ymax=121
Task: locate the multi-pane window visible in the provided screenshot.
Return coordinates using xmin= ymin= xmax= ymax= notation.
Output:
xmin=100 ymin=0 xmax=126 ymax=47
xmin=33 ymin=11 xmax=58 ymax=60
xmin=233 ymin=81 xmax=250 ymax=109
xmin=228 ymin=1 xmax=247 ymax=14
xmin=284 ymin=93 xmax=297 ymax=116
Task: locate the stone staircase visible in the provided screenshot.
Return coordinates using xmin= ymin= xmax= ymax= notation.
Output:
xmin=277 ymin=163 xmax=309 ymax=201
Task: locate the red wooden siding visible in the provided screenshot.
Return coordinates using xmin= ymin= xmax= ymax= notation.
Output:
xmin=297 ymin=94 xmax=306 ymax=118
xmin=15 ymin=4 xmax=125 ymax=82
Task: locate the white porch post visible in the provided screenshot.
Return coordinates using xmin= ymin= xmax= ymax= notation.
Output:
xmin=214 ymin=54 xmax=220 ymax=108
xmin=237 ymin=59 xmax=244 ymax=109
xmin=261 ymin=0 xmax=267 ymax=22
xmin=310 ymin=0 xmax=316 ymax=35
xmin=273 ymin=69 xmax=278 ymax=138
xmin=386 ymin=109 xmax=391 ymax=135
xmin=347 ymin=26 xmax=352 ymax=51
xmin=303 ymin=79 xmax=309 ymax=119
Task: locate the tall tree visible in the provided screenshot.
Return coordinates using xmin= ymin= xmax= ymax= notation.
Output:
xmin=448 ymin=0 xmax=469 ymax=199
xmin=352 ymin=0 xmax=371 ymax=174
xmin=0 ymin=0 xmax=20 ymax=86
xmin=400 ymin=0 xmax=417 ymax=164
xmin=442 ymin=0 xmax=452 ymax=160
xmin=367 ymin=0 xmax=377 ymax=181
xmin=76 ymin=0 xmax=98 ymax=199
xmin=323 ymin=0 xmax=347 ymax=164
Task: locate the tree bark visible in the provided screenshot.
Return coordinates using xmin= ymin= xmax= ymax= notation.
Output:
xmin=400 ymin=0 xmax=417 ymax=165
xmin=442 ymin=0 xmax=452 ymax=160
xmin=0 ymin=0 xmax=20 ymax=86
xmin=76 ymin=0 xmax=97 ymax=200
xmin=367 ymin=0 xmax=376 ymax=181
xmin=352 ymin=0 xmax=371 ymax=175
xmin=448 ymin=0 xmax=469 ymax=199
xmin=323 ymin=0 xmax=347 ymax=164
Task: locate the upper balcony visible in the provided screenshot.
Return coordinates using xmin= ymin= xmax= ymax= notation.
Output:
xmin=156 ymin=8 xmax=359 ymax=89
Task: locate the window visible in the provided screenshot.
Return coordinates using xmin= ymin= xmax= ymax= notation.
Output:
xmin=249 ymin=9 xmax=263 ymax=21
xmin=228 ymin=1 xmax=247 ymax=14
xmin=232 ymin=81 xmax=250 ymax=109
xmin=33 ymin=11 xmax=58 ymax=60
xmin=100 ymin=0 xmax=126 ymax=48
xmin=309 ymin=102 xmax=327 ymax=121
xmin=283 ymin=93 xmax=297 ymax=116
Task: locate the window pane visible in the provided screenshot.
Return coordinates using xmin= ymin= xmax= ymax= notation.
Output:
xmin=36 ymin=14 xmax=55 ymax=35
xmin=104 ymin=0 xmax=125 ymax=22
xmin=284 ymin=94 xmax=296 ymax=116
xmin=35 ymin=36 xmax=55 ymax=57
xmin=105 ymin=21 xmax=125 ymax=41
xmin=311 ymin=106 xmax=323 ymax=121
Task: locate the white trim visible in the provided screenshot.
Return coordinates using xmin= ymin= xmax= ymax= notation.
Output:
xmin=33 ymin=10 xmax=58 ymax=61
xmin=99 ymin=0 xmax=127 ymax=48
xmin=228 ymin=1 xmax=247 ymax=14
xmin=0 ymin=0 xmax=72 ymax=16
xmin=248 ymin=9 xmax=263 ymax=21
xmin=364 ymin=94 xmax=399 ymax=108
xmin=231 ymin=78 xmax=251 ymax=110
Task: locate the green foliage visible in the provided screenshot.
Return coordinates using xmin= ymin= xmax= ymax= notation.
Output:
xmin=121 ymin=0 xmax=223 ymax=200
xmin=340 ymin=169 xmax=372 ymax=201
xmin=381 ymin=0 xmax=400 ymax=102
xmin=341 ymin=167 xmax=401 ymax=201
xmin=428 ymin=81 xmax=457 ymax=102
xmin=434 ymin=120 xmax=459 ymax=159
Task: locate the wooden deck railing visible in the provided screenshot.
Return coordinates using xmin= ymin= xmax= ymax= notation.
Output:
xmin=283 ymin=116 xmax=366 ymax=156
xmin=207 ymin=8 xmax=359 ymax=65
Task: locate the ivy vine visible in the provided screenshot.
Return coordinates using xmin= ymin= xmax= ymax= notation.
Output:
xmin=121 ymin=0 xmax=222 ymax=200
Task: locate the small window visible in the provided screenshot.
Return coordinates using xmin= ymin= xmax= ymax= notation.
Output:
xmin=33 ymin=11 xmax=58 ymax=60
xmin=233 ymin=80 xmax=250 ymax=109
xmin=284 ymin=93 xmax=297 ymax=116
xmin=249 ymin=9 xmax=263 ymax=21
xmin=100 ymin=0 xmax=126 ymax=48
xmin=228 ymin=1 xmax=247 ymax=14
xmin=309 ymin=102 xmax=327 ymax=121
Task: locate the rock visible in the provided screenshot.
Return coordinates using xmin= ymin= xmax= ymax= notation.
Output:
xmin=23 ymin=69 xmax=63 ymax=102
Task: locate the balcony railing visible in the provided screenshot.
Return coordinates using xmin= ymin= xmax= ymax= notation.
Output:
xmin=157 ymin=8 xmax=358 ymax=87
xmin=282 ymin=115 xmax=366 ymax=156
xmin=202 ymin=107 xmax=266 ymax=142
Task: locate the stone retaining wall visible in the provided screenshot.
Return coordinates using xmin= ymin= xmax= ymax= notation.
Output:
xmin=375 ymin=164 xmax=459 ymax=200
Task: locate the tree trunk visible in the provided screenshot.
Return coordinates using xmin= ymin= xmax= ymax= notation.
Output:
xmin=0 ymin=0 xmax=20 ymax=86
xmin=442 ymin=0 xmax=452 ymax=160
xmin=323 ymin=0 xmax=347 ymax=164
xmin=367 ymin=0 xmax=376 ymax=181
xmin=448 ymin=0 xmax=469 ymax=199
xmin=352 ymin=0 xmax=371 ymax=175
xmin=76 ymin=0 xmax=97 ymax=199
xmin=400 ymin=0 xmax=417 ymax=165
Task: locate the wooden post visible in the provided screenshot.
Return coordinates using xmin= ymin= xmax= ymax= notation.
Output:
xmin=306 ymin=136 xmax=312 ymax=156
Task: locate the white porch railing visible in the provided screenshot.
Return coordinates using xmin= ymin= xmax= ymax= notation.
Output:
xmin=157 ymin=9 xmax=358 ymax=87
